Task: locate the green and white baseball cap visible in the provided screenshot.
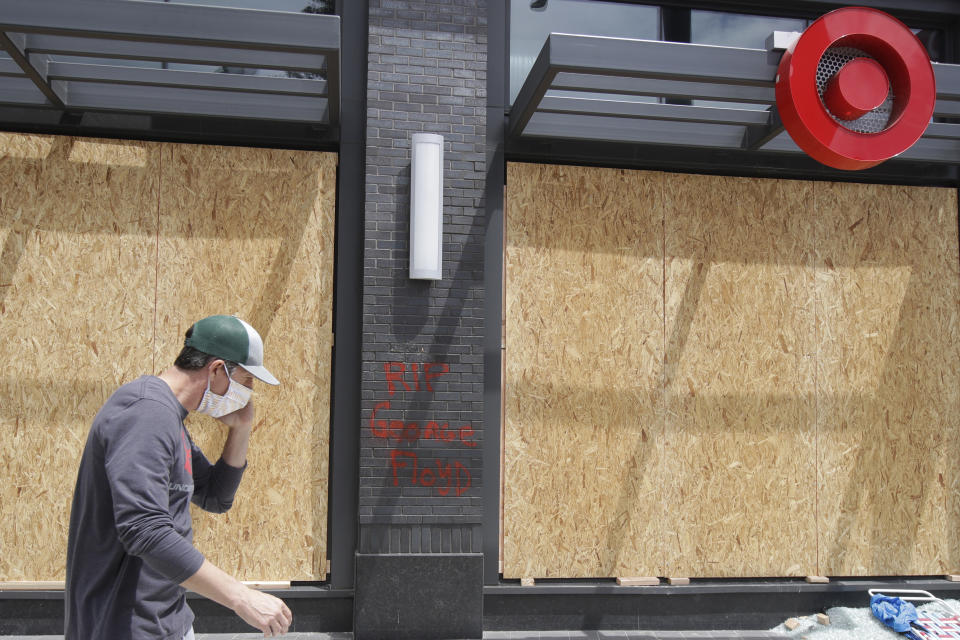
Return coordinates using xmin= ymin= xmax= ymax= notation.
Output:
xmin=185 ymin=315 xmax=280 ymax=385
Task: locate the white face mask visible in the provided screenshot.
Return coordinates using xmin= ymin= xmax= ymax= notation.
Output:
xmin=195 ymin=364 xmax=252 ymax=418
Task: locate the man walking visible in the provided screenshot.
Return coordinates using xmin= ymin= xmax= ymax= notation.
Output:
xmin=65 ymin=315 xmax=292 ymax=639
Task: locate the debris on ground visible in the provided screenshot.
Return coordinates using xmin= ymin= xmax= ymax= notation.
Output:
xmin=770 ymin=599 xmax=960 ymax=639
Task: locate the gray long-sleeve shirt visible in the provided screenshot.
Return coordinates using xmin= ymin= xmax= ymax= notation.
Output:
xmin=65 ymin=375 xmax=246 ymax=640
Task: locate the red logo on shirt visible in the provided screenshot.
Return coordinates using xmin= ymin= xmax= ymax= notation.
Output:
xmin=180 ymin=429 xmax=193 ymax=475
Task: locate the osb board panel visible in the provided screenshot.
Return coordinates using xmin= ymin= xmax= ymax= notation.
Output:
xmin=662 ymin=174 xmax=817 ymax=577
xmin=155 ymin=144 xmax=336 ymax=581
xmin=503 ymin=163 xmax=665 ymax=578
xmin=0 ymin=134 xmax=160 ymax=580
xmin=505 ymin=164 xmax=959 ymax=579
xmin=816 ymin=183 xmax=960 ymax=575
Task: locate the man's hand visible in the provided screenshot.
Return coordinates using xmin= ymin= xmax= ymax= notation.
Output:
xmin=182 ymin=560 xmax=293 ymax=637
xmin=217 ymin=399 xmax=254 ymax=467
xmin=217 ymin=398 xmax=254 ymax=431
xmin=233 ymin=585 xmax=293 ymax=637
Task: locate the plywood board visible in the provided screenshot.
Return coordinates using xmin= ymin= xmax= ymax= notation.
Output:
xmin=662 ymin=174 xmax=817 ymax=577
xmin=504 ymin=165 xmax=958 ymax=579
xmin=816 ymin=182 xmax=960 ymax=575
xmin=0 ymin=134 xmax=159 ymax=580
xmin=155 ymin=144 xmax=336 ymax=581
xmin=503 ymin=163 xmax=665 ymax=578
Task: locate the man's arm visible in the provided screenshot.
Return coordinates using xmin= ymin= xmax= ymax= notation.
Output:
xmin=181 ymin=559 xmax=292 ymax=637
xmin=191 ymin=400 xmax=254 ymax=513
xmin=186 ymin=400 xmax=292 ymax=636
xmin=218 ymin=399 xmax=254 ymax=467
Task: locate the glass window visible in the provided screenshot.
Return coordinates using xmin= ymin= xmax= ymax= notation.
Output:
xmin=510 ymin=0 xmax=659 ymax=103
xmin=690 ymin=10 xmax=807 ymax=49
xmin=689 ymin=10 xmax=808 ymax=110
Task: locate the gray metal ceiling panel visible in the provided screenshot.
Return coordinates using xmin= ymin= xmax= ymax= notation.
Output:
xmin=0 ymin=0 xmax=339 ymax=53
xmin=65 ymin=82 xmax=327 ymax=122
xmin=0 ymin=0 xmax=339 ymax=129
xmin=47 ymin=62 xmax=327 ymax=97
xmin=551 ymin=73 xmax=777 ymax=105
xmin=524 ymin=112 xmax=748 ymax=148
xmin=538 ymin=96 xmax=771 ymax=126
xmin=0 ymin=58 xmax=22 ymax=77
xmin=23 ymin=35 xmax=328 ymax=72
xmin=0 ymin=77 xmax=52 ymax=106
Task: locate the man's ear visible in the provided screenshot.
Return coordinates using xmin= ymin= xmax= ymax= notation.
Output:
xmin=207 ymin=359 xmax=226 ymax=376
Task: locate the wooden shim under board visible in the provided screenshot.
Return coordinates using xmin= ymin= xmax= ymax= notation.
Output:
xmin=242 ymin=581 xmax=291 ymax=590
xmin=616 ymin=577 xmax=660 ymax=586
xmin=0 ymin=581 xmax=65 ymax=590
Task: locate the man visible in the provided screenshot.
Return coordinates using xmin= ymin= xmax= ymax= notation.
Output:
xmin=65 ymin=315 xmax=292 ymax=639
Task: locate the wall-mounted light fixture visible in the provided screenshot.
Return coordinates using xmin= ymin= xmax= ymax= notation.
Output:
xmin=409 ymin=132 xmax=444 ymax=280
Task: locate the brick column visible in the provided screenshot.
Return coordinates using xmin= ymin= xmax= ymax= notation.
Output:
xmin=354 ymin=1 xmax=487 ymax=638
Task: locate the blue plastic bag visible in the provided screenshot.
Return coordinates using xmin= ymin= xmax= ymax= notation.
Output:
xmin=871 ymin=594 xmax=919 ymax=633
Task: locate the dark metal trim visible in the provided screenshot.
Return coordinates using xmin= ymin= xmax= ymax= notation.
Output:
xmin=327 ymin=0 xmax=364 ymax=592
xmin=741 ymin=108 xmax=784 ymax=150
xmin=484 ymin=0 xmax=508 ymax=589
xmin=507 ymin=36 xmax=555 ymax=139
xmin=506 ymin=137 xmax=960 ymax=187
xmin=484 ymin=577 xmax=960 ymax=632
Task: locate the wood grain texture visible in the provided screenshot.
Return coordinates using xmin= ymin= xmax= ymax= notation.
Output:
xmin=504 ymin=163 xmax=665 ymax=578
xmin=815 ymin=182 xmax=960 ymax=576
xmin=0 ymin=134 xmax=336 ymax=581
xmin=662 ymin=174 xmax=817 ymax=577
xmin=155 ymin=144 xmax=336 ymax=581
xmin=503 ymin=162 xmax=960 ymax=578
xmin=0 ymin=134 xmax=159 ymax=580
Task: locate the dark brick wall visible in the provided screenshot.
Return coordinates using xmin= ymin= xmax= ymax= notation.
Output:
xmin=359 ymin=0 xmax=488 ymax=554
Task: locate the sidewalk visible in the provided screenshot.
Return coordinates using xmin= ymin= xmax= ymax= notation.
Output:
xmin=0 ymin=632 xmax=788 ymax=639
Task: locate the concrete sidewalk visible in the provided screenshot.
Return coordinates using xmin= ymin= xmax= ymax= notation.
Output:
xmin=0 ymin=632 xmax=788 ymax=639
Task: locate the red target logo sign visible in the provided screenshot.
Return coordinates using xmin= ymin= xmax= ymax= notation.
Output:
xmin=775 ymin=7 xmax=936 ymax=170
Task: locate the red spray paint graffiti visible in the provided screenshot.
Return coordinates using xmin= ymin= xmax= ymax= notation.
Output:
xmin=372 ymin=362 xmax=474 ymax=496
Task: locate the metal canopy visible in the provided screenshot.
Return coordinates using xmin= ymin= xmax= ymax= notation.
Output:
xmin=0 ymin=0 xmax=339 ymax=130
xmin=509 ymin=33 xmax=960 ymax=165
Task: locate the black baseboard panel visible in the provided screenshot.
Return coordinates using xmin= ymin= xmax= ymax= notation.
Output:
xmin=189 ymin=587 xmax=353 ymax=633
xmin=6 ymin=576 xmax=960 ymax=634
xmin=0 ymin=586 xmax=352 ymax=635
xmin=483 ymin=578 xmax=960 ymax=631
xmin=354 ymin=553 xmax=484 ymax=640
xmin=0 ymin=590 xmax=63 ymax=635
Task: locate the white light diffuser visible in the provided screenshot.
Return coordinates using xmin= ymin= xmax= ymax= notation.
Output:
xmin=409 ymin=132 xmax=444 ymax=280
